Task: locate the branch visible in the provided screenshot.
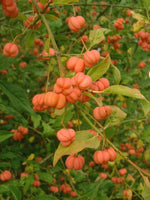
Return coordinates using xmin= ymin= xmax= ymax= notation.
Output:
xmin=32 ymin=0 xmax=65 ymax=77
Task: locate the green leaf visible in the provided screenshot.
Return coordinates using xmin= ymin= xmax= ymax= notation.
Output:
xmin=0 ymin=131 xmax=14 ymax=142
xmin=0 ymin=184 xmax=22 ymax=200
xmin=41 ymin=0 xmax=49 ymax=3
xmin=31 ymin=195 xmax=59 ymax=200
xmin=103 ymin=85 xmax=150 ymax=115
xmin=144 ymin=149 xmax=150 ymax=164
xmin=63 ymin=106 xmax=74 ymax=124
xmin=54 ymin=0 xmax=79 ymax=4
xmin=8 ymin=184 xmax=22 ymax=200
xmin=10 ymin=13 xmax=27 ymax=22
xmin=38 ymin=172 xmax=53 ymax=183
xmin=53 ymin=130 xmax=100 ymax=166
xmin=141 ymin=99 xmax=150 ymax=115
xmin=25 ymin=30 xmax=36 ymax=49
xmin=78 ymin=182 xmax=110 ymax=200
xmin=87 ymin=56 xmax=111 ymax=81
xmin=44 ymin=35 xmax=51 ymax=53
xmin=0 ymin=81 xmax=33 ymax=114
xmin=42 ymin=122 xmax=55 ymax=136
xmin=103 ymin=85 xmax=146 ymax=99
xmin=0 ymin=162 xmax=11 ymax=168
xmin=105 ymin=106 xmax=127 ymax=128
xmin=90 ymin=182 xmax=102 ymax=200
xmin=0 ymin=152 xmax=17 ymax=159
xmin=23 ymin=175 xmax=34 ymax=194
xmin=111 ymin=64 xmax=121 ymax=84
xmin=31 ymin=114 xmax=41 ymax=129
xmin=105 ymin=127 xmax=116 ymax=139
xmin=0 ymin=104 xmax=28 ymax=125
xmin=143 ymin=128 xmax=150 ymax=143
xmin=0 ymin=185 xmax=8 ymax=193
xmin=45 ymin=14 xmax=59 ymax=21
xmin=137 ymin=139 xmax=144 ymax=148
xmin=88 ymin=29 xmax=105 ymax=49
xmin=11 ymin=159 xmax=21 ymax=170
xmin=142 ymin=185 xmax=150 ymax=200
xmin=142 ymin=0 xmax=150 ymax=12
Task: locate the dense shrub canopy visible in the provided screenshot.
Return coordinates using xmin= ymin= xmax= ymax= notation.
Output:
xmin=0 ymin=0 xmax=150 ymax=200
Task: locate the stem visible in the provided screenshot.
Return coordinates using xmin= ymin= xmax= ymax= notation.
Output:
xmin=45 ymin=60 xmax=51 ymax=93
xmin=32 ymin=0 xmax=65 ymax=77
xmin=41 ymin=15 xmax=65 ymax=77
xmin=119 ymin=118 xmax=149 ymax=125
xmin=39 ymin=153 xmax=53 ymax=164
xmin=61 ymin=106 xmax=67 ymax=128
xmin=96 ymin=6 xmax=110 ymax=20
xmin=71 ymin=3 xmax=146 ymax=10
xmin=12 ymin=22 xmax=34 ymax=43
xmin=60 ymin=159 xmax=79 ymax=197
xmin=81 ymin=38 xmax=88 ymax=51
xmin=66 ymin=40 xmax=79 ymax=54
xmin=28 ymin=126 xmax=43 ymax=137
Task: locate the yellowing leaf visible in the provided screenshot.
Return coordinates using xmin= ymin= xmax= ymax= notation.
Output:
xmin=60 ymin=45 xmax=65 ymax=52
xmin=54 ymin=107 xmax=65 ymax=116
xmin=130 ymin=10 xmax=148 ymax=32
xmin=27 ymin=153 xmax=35 ymax=161
xmin=142 ymin=184 xmax=150 ymax=200
xmin=100 ymin=16 xmax=109 ymax=24
xmin=126 ymin=174 xmax=135 ymax=183
xmin=143 ymin=176 xmax=150 ymax=188
xmin=128 ymin=48 xmax=132 ymax=55
xmin=130 ymin=11 xmax=145 ymax=20
xmin=126 ymin=189 xmax=132 ymax=200
xmin=133 ymin=18 xmax=145 ymax=32
xmin=88 ymin=29 xmax=105 ymax=49
xmin=137 ymin=139 xmax=144 ymax=148
xmin=102 ymin=44 xmax=108 ymax=51
xmin=61 ymin=56 xmax=67 ymax=63
xmin=53 ymin=131 xmax=100 ymax=166
xmin=28 ymin=136 xmax=35 ymax=143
